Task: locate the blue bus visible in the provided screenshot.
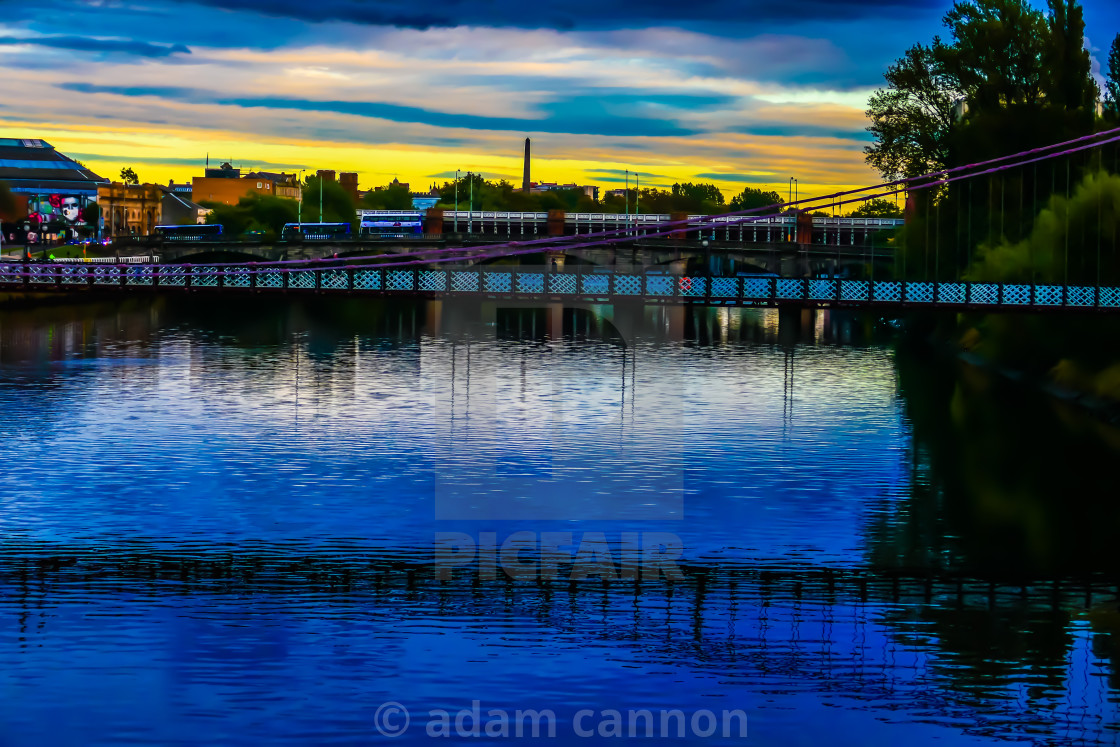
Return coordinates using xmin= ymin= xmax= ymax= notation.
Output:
xmin=282 ymin=223 xmax=352 ymax=241
xmin=359 ymin=212 xmax=424 ymax=237
xmin=154 ymin=224 xmax=223 ymax=242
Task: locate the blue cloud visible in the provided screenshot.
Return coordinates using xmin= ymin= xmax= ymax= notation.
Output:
xmin=730 ymin=123 xmax=873 ymax=141
xmin=695 ymin=173 xmax=783 ymax=184
xmin=59 ymin=83 xmax=704 ymax=137
xmin=66 ymin=152 xmax=308 ymax=170
xmin=0 ymin=35 xmax=190 ymax=58
xmin=156 ymin=0 xmax=945 ymax=31
xmin=584 ymin=168 xmax=672 ymax=180
xmin=428 ymin=171 xmax=515 ymax=180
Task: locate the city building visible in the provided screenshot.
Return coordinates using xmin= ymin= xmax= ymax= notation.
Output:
xmin=205 ymin=163 xmax=240 ymax=179
xmin=160 ymin=189 xmax=211 ymax=225
xmin=339 ymin=172 xmax=359 ymax=202
xmin=192 ymin=162 xmax=276 ymax=205
xmin=411 ymin=192 xmax=440 ymax=210
xmin=530 ymin=182 xmax=599 ymax=200
xmin=0 ymin=137 xmax=108 ymax=241
xmin=166 ymin=180 xmax=193 ymax=196
xmin=246 ymin=171 xmax=301 ymax=200
xmin=98 ymin=182 xmax=163 ymax=236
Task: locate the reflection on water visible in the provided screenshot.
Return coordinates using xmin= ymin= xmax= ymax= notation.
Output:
xmin=0 ymin=297 xmax=1117 ymax=746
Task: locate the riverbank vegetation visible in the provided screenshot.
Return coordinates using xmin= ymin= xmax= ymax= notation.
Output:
xmin=203 ymin=175 xmax=357 ymax=239
xmin=866 ymin=0 xmax=1120 ymax=407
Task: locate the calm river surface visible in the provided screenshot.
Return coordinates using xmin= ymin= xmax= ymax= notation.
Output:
xmin=0 ymin=296 xmax=1118 ymax=746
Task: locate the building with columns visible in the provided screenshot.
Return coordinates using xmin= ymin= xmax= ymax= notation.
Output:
xmin=97 ymin=183 xmax=163 ymax=236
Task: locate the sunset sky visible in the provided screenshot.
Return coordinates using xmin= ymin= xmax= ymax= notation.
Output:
xmin=1 ymin=0 xmax=1118 ymax=201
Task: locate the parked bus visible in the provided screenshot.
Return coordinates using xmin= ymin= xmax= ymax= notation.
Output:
xmin=153 ymin=224 xmax=223 ymax=242
xmin=360 ymin=217 xmax=423 ymax=237
xmin=282 ymin=222 xmax=352 ymax=241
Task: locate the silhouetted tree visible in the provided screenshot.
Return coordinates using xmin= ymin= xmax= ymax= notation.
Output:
xmin=1042 ymin=0 xmax=1098 ymax=113
xmin=848 ymin=198 xmax=904 ymax=218
xmin=0 ymin=180 xmax=16 ymax=219
xmin=866 ymin=0 xmax=1102 ymax=180
xmin=119 ymin=167 xmax=139 ymax=185
xmin=865 ymin=42 xmax=958 ymax=179
xmin=728 ymin=187 xmax=783 ymax=212
xmin=203 ymin=194 xmax=300 ymax=238
xmin=302 ymin=176 xmax=357 ymax=227
xmin=361 ymin=181 xmax=413 ymax=210
xmin=1106 ymin=34 xmax=1120 ymax=120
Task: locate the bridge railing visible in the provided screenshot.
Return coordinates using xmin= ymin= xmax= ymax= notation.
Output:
xmin=3 ymin=264 xmax=1119 ymax=311
xmin=46 ymin=256 xmax=160 ymax=264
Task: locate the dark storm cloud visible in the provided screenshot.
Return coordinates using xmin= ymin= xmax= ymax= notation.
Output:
xmin=176 ymin=0 xmax=941 ymax=31
xmin=0 ymin=35 xmax=190 ymax=58
xmin=59 ymin=83 xmax=718 ymax=137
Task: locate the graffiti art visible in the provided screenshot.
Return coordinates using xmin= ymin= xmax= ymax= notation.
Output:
xmin=26 ymin=194 xmax=92 ymax=226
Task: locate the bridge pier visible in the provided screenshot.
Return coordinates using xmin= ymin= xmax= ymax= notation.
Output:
xmin=778 ymin=306 xmax=817 ymax=345
xmin=425 ymin=300 xmax=443 ymax=337
xmin=665 ymin=304 xmax=685 ymax=341
xmin=480 ymin=302 xmax=496 ymax=328
xmin=545 ymin=303 xmax=563 ymax=339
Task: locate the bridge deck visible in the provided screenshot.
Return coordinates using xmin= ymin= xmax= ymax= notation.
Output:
xmin=3 ymin=263 xmax=1119 ymax=311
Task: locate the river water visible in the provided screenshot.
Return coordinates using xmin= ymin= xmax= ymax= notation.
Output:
xmin=0 ymin=296 xmax=1117 ymax=746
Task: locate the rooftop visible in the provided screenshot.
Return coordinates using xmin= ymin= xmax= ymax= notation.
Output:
xmin=0 ymin=138 xmax=107 ymax=194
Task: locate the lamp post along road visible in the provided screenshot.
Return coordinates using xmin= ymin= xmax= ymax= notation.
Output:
xmin=635 ymin=171 xmax=639 ymax=237
xmin=624 ymin=170 xmax=629 ymax=237
xmin=298 ymin=169 xmax=304 ymax=234
xmin=788 ymin=178 xmax=794 ymax=242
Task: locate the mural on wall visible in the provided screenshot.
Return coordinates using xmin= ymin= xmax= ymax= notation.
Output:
xmin=1 ymin=193 xmax=98 ymax=244
xmin=26 ymin=194 xmax=91 ymax=227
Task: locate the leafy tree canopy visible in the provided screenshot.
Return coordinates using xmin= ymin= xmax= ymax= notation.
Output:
xmin=302 ymin=176 xmax=357 ymax=226
xmin=848 ymin=198 xmax=904 ymax=218
xmin=728 ymin=187 xmax=783 ymax=212
xmin=1106 ymin=33 xmax=1120 ymax=119
xmin=119 ymin=167 xmax=139 ymax=185
xmin=360 ymin=181 xmax=413 ymax=210
xmin=204 ymin=193 xmax=300 ymax=237
xmin=0 ymin=180 xmax=16 ymax=219
xmin=866 ymin=0 xmax=1101 ymax=180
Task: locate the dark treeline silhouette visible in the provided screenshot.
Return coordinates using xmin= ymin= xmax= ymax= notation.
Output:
xmin=867 ymin=0 xmax=1120 ymax=285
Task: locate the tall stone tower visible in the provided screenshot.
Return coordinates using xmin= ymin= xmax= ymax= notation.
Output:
xmin=522 ymin=138 xmax=531 ymax=193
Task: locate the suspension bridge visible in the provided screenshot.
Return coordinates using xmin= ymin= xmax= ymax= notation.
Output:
xmin=6 ymin=262 xmax=1120 ymax=312
xmin=4 ymin=126 xmax=1120 ymax=313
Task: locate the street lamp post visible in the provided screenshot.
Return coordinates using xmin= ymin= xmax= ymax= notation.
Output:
xmin=788 ymin=177 xmax=796 ymax=242
xmin=468 ymin=172 xmax=473 ymax=234
xmin=624 ymin=170 xmax=629 ymax=237
xmin=454 ymin=170 xmax=459 ymax=233
xmin=319 ymin=173 xmax=323 ymax=224
xmin=298 ymin=169 xmax=305 ymax=233
xmin=634 ymin=171 xmax=639 ymax=237
xmin=793 ymin=178 xmax=799 ymax=243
